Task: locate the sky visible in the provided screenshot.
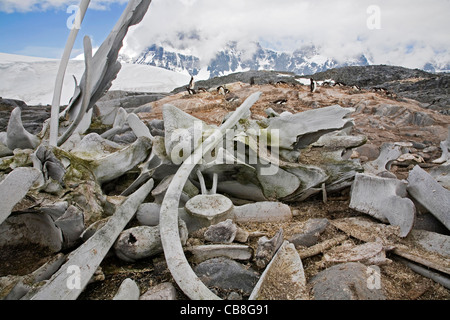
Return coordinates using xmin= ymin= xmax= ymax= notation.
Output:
xmin=1 ymin=0 xmax=449 ymax=70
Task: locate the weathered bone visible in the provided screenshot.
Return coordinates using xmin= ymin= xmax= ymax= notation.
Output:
xmin=364 ymin=142 xmax=409 ymax=175
xmin=127 ymin=113 xmax=155 ymax=141
xmin=6 ymin=107 xmax=40 ymax=150
xmin=0 ymin=167 xmax=41 ymax=226
xmin=407 ymin=165 xmax=450 ymax=230
xmin=265 ymin=105 xmax=354 ymax=150
xmin=187 ymin=245 xmax=253 ymax=264
xmin=91 ymin=136 xmax=153 ymax=184
xmin=250 ymin=241 xmax=309 ymax=300
xmin=57 ymin=36 xmax=93 ymax=146
xmin=57 ymin=0 xmax=152 ymax=146
xmin=27 ymin=178 xmax=154 ymax=300
xmin=433 ymin=127 xmax=450 ymax=164
xmin=350 ymin=173 xmax=415 ymax=237
xmin=159 ymin=92 xmax=262 ymax=300
xmin=49 ymin=0 xmax=91 ymax=146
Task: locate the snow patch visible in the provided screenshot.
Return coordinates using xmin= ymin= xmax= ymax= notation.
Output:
xmin=0 ymin=53 xmax=191 ymax=105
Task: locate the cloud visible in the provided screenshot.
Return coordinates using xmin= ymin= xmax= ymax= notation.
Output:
xmin=121 ymin=0 xmax=450 ymax=69
xmin=0 ymin=0 xmax=128 ymax=13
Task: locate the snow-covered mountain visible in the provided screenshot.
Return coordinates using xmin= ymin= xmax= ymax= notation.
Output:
xmin=121 ymin=42 xmax=371 ymax=80
xmin=0 ymin=53 xmax=191 ymax=106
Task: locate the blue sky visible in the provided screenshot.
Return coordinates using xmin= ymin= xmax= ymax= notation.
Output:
xmin=0 ymin=2 xmax=127 ymax=58
xmin=1 ymin=0 xmax=449 ymax=70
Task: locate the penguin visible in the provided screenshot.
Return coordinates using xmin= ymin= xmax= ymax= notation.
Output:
xmin=217 ymin=85 xmax=230 ymax=96
xmin=189 ymin=76 xmax=195 ymax=90
xmin=334 ymin=82 xmax=346 ymax=87
xmin=186 ymin=76 xmax=196 ymax=95
xmin=250 ymin=77 xmax=255 ymax=86
xmin=186 ymin=86 xmax=196 ymax=95
xmin=310 ymin=78 xmax=317 ymax=93
xmin=273 ymin=99 xmax=287 ymax=105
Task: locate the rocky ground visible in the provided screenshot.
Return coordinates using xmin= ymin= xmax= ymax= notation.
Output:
xmin=0 ymin=67 xmax=449 ymax=301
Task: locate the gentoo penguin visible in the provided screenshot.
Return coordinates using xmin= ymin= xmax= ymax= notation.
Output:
xmin=273 ymin=99 xmax=287 ymax=105
xmin=310 ymin=78 xmax=317 ymax=93
xmin=217 ymin=85 xmax=230 ymax=96
xmin=186 ymin=76 xmax=196 ymax=95
xmin=250 ymin=77 xmax=255 ymax=86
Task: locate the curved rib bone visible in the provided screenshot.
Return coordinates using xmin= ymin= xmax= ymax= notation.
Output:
xmin=57 ymin=36 xmax=93 ymax=146
xmin=159 ymin=92 xmax=262 ymax=300
xmin=49 ymin=0 xmax=91 ymax=146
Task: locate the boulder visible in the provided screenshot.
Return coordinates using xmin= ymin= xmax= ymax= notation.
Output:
xmin=204 ymin=219 xmax=238 ymax=243
xmin=289 ymin=218 xmax=329 ymax=248
xmin=112 ymin=278 xmax=140 ymax=300
xmin=194 ymin=257 xmax=259 ymax=296
xmin=139 ymin=282 xmax=177 ymax=300
xmin=0 ymin=213 xmax=63 ymax=253
xmin=311 ymin=262 xmax=386 ymax=300
xmin=54 ymin=205 xmax=85 ymax=249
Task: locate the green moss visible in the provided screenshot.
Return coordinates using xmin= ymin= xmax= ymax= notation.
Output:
xmin=52 ymin=148 xmax=96 ymax=184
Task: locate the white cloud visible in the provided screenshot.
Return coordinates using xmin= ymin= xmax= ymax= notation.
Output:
xmin=0 ymin=0 xmax=128 ymax=13
xmin=121 ymin=0 xmax=450 ymax=69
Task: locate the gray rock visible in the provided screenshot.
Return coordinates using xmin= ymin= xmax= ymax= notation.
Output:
xmin=54 ymin=205 xmax=85 ymax=249
xmin=113 ymin=278 xmax=140 ymax=300
xmin=311 ymin=262 xmax=386 ymax=300
xmin=204 ymin=219 xmax=237 ymax=243
xmin=0 ymin=213 xmax=63 ymax=253
xmin=194 ymin=257 xmax=259 ymax=295
xmin=356 ymin=144 xmax=380 ymax=161
xmin=254 ymin=229 xmax=284 ymax=269
xmin=39 ymin=201 xmax=69 ymax=221
xmin=407 ymin=165 xmax=450 ymax=231
xmin=136 ymin=202 xmax=161 ymax=226
xmin=289 ymin=218 xmax=329 ymax=248
xmin=413 ymin=212 xmax=449 ymax=235
xmin=0 ymin=138 xmax=13 ymax=157
xmin=227 ymin=291 xmax=243 ymax=300
xmin=139 ymin=282 xmax=177 ymax=300
xmin=0 ymin=167 xmax=41 ymax=225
